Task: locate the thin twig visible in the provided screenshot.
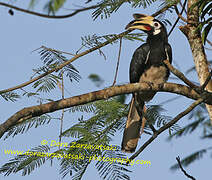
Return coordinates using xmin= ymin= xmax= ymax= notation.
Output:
xmin=200 ymin=70 xmax=212 ymax=91
xmin=163 ymin=59 xmax=199 ymax=89
xmin=112 ymin=38 xmax=122 ymax=86
xmin=179 ymin=0 xmax=187 ymax=14
xmin=128 ymin=98 xmax=204 ymax=162
xmin=168 ymin=0 xmax=187 ymax=36
xmin=174 ymin=5 xmax=187 ymax=22
xmin=0 ymin=2 xmax=100 ymax=19
xmin=206 ymin=39 xmax=212 ymax=47
xmin=41 ymin=46 xmax=76 ymax=56
xmin=152 ymin=1 xmax=178 ymax=17
xmin=59 ymin=71 xmax=65 ymax=150
xmin=176 ymin=156 xmax=196 ymax=180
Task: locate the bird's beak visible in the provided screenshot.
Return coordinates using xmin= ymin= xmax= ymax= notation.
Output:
xmin=125 ymin=14 xmax=154 ymax=32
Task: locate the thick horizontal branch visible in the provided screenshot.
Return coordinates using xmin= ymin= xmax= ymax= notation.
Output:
xmin=0 ymin=2 xmax=99 ymax=19
xmin=0 ymin=82 xmax=211 ymax=138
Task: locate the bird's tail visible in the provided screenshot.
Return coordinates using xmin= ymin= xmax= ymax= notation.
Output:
xmin=121 ymin=94 xmax=146 ymax=153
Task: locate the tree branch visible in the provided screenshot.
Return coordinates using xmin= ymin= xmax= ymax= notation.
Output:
xmin=0 ymin=2 xmax=100 ymax=19
xmin=152 ymin=0 xmax=180 ymax=17
xmin=0 ymin=30 xmax=131 ymax=94
xmin=0 ymin=82 xmax=211 ymax=139
xmin=163 ymin=60 xmax=199 ymax=89
xmin=168 ymin=0 xmax=187 ymax=37
xmin=200 ymin=70 xmax=212 ymax=91
xmin=128 ymin=98 xmax=204 ymax=162
xmin=112 ymin=38 xmax=122 ymax=86
xmin=176 ymin=156 xmax=196 ymax=180
xmin=0 ymin=2 xmax=179 ymax=95
xmin=185 ymin=0 xmax=212 ymax=122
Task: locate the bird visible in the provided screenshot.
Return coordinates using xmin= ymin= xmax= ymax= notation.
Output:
xmin=121 ymin=14 xmax=172 ymax=153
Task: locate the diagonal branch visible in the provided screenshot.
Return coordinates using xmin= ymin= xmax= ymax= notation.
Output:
xmin=0 ymin=82 xmax=211 ymax=139
xmin=200 ymin=70 xmax=212 ymax=91
xmin=128 ymin=98 xmax=204 ymax=162
xmin=0 ymin=30 xmax=131 ymax=94
xmin=163 ymin=60 xmax=199 ymax=89
xmin=176 ymin=156 xmax=196 ymax=180
xmin=168 ymin=0 xmax=187 ymax=37
xmin=0 ymin=2 xmax=178 ymax=95
xmin=0 ymin=2 xmax=100 ymax=19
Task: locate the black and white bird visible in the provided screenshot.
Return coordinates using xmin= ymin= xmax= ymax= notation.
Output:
xmin=121 ymin=14 xmax=172 ymax=153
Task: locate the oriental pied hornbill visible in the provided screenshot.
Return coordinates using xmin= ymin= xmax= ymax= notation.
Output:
xmin=121 ymin=14 xmax=172 ymax=153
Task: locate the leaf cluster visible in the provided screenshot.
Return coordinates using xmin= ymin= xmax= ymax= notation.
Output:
xmin=0 ymin=91 xmax=20 ymax=102
xmin=190 ymin=0 xmax=212 ymax=44
xmin=92 ymin=0 xmax=158 ymax=20
xmin=31 ymin=47 xmax=81 ymax=93
xmin=0 ymin=145 xmax=51 ymax=176
xmin=169 ymin=103 xmax=212 ymax=170
xmin=3 ymin=114 xmax=54 ymax=140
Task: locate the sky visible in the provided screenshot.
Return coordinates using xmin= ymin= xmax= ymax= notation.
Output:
xmin=1 ymin=0 xmax=212 ymax=180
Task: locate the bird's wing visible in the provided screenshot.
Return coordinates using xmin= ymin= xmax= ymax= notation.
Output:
xmin=165 ymin=43 xmax=172 ymax=64
xmin=129 ymin=43 xmax=150 ymax=83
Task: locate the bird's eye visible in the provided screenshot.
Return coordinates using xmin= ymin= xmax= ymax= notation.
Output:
xmin=154 ymin=22 xmax=159 ymax=27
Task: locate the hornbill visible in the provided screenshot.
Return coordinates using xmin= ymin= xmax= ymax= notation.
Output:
xmin=121 ymin=14 xmax=172 ymax=153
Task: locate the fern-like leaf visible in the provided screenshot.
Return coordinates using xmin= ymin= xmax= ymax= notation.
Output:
xmin=4 ymin=115 xmax=53 ymax=140
xmin=1 ymin=91 xmax=20 ymax=102
xmin=0 ymin=145 xmax=50 ymax=176
xmin=95 ymin=150 xmax=131 ymax=180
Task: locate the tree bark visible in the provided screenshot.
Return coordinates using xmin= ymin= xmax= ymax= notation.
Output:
xmin=181 ymin=0 xmax=212 ymax=122
xmin=1 ymin=82 xmax=211 ymax=139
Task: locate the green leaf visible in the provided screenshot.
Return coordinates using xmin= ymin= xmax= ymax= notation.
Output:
xmin=4 ymin=115 xmax=53 ymax=140
xmin=88 ymin=74 xmax=104 ymax=87
xmin=95 ymin=150 xmax=131 ymax=180
xmin=1 ymin=92 xmax=20 ymax=102
xmin=202 ymin=22 xmax=212 ymax=45
xmin=0 ymin=145 xmax=50 ymax=176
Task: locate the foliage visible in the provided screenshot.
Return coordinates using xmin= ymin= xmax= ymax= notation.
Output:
xmin=0 ymin=145 xmax=51 ymax=176
xmin=88 ymin=74 xmax=105 ymax=87
xmin=31 ymin=46 xmax=81 ymax=93
xmin=190 ymin=0 xmax=212 ymax=44
xmin=0 ymin=91 xmax=20 ymax=102
xmin=144 ymin=105 xmax=180 ymax=134
xmin=95 ymin=150 xmax=131 ymax=180
xmin=92 ymin=0 xmax=158 ymax=20
xmin=169 ymin=103 xmax=212 ymax=169
xmin=170 ymin=148 xmax=212 ymax=170
xmin=3 ymin=114 xmax=54 ymax=140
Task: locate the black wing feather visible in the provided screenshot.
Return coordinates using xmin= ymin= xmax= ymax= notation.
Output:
xmin=129 ymin=43 xmax=150 ymax=83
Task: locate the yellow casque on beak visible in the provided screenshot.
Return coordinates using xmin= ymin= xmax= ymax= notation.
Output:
xmin=125 ymin=14 xmax=154 ymax=31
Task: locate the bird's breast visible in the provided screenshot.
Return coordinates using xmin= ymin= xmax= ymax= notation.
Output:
xmin=140 ymin=65 xmax=168 ymax=84
xmin=138 ymin=65 xmax=168 ymax=102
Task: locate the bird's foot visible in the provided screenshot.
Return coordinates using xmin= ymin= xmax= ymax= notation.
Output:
xmin=144 ymin=81 xmax=154 ymax=88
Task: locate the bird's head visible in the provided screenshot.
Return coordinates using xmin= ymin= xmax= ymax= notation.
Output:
xmin=125 ymin=14 xmax=167 ymax=36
